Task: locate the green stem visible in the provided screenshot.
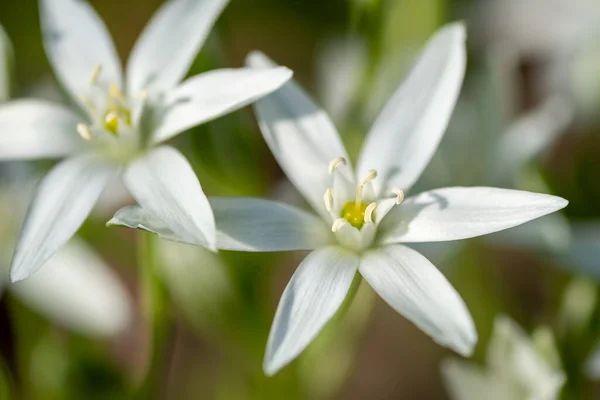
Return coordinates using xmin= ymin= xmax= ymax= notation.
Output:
xmin=136 ymin=233 xmax=171 ymax=399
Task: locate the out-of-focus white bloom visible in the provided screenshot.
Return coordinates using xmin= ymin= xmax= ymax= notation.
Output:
xmin=0 ymin=23 xmax=131 ymax=336
xmin=473 ymin=0 xmax=600 ymax=59
xmin=0 ymin=0 xmax=292 ymax=282
xmin=473 ymin=0 xmax=600 ymax=119
xmin=0 ymin=180 xmax=131 ymax=336
xmin=109 ymin=23 xmax=568 ymax=375
xmin=443 ymin=316 xmax=566 ymax=400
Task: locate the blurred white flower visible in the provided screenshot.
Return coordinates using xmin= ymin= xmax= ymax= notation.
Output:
xmin=108 ymin=23 xmax=568 ymax=375
xmin=0 ymin=179 xmax=131 ymax=337
xmin=473 ymin=0 xmax=600 ymax=119
xmin=0 ymin=0 xmax=292 ymax=282
xmin=442 ymin=316 xmax=566 ymax=400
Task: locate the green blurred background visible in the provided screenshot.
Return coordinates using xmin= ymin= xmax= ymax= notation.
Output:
xmin=1 ymin=0 xmax=600 ymax=398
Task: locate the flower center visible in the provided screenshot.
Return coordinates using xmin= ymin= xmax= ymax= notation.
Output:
xmin=325 ymin=157 xmax=404 ymax=234
xmin=77 ymin=65 xmax=134 ymax=140
xmin=341 ymin=201 xmax=369 ymax=230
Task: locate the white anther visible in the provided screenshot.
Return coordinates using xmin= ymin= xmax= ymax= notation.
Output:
xmin=328 ymin=157 xmax=347 ymax=174
xmin=109 ymin=83 xmax=126 ymax=101
xmin=323 ymin=188 xmax=334 ymax=212
xmin=105 ymin=111 xmax=119 ymax=124
xmin=331 ymin=218 xmax=348 ymax=233
xmin=359 ymin=169 xmax=378 ymax=187
xmin=89 ymin=64 xmax=102 ymax=85
xmin=392 ymin=188 xmax=405 ymax=205
xmin=77 ymin=123 xmax=93 ymax=141
xmin=364 ymin=202 xmax=377 ymax=224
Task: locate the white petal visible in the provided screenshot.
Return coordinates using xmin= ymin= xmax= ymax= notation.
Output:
xmin=153 ymin=67 xmax=292 ymax=143
xmin=211 ymin=197 xmax=332 ymax=251
xmin=123 ymin=146 xmax=216 ymax=250
xmin=126 ymin=0 xmax=229 ymax=95
xmin=264 ymin=246 xmax=359 ymax=375
xmin=246 ymin=51 xmax=352 ymax=219
xmin=379 ymin=187 xmax=568 ymax=244
xmin=107 ymin=205 xmax=188 ymax=243
xmin=39 ymin=0 xmax=122 ymax=107
xmin=491 ymin=96 xmax=573 ymax=184
xmin=108 ymin=198 xmax=333 ymax=252
xmin=0 ymin=100 xmax=82 ymax=160
xmin=0 ymin=24 xmax=14 ymax=102
xmin=10 ymin=155 xmax=116 ymax=282
xmin=11 ymin=239 xmax=131 ymax=336
xmin=357 ymin=23 xmax=466 ymax=194
xmin=442 ymin=359 xmax=511 ymax=400
xmin=359 ymin=245 xmax=476 ymax=356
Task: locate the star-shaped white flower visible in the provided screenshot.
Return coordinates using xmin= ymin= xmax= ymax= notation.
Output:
xmin=442 ymin=316 xmax=566 ymax=400
xmin=0 ymin=0 xmax=292 ymax=282
xmin=108 ymin=23 xmax=568 ymax=375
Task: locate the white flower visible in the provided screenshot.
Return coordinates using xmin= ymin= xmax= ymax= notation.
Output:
xmin=0 ymin=0 xmax=292 ymax=282
xmin=0 ymin=24 xmax=131 ymax=337
xmin=442 ymin=316 xmax=566 ymax=400
xmin=108 ymin=23 xmax=568 ymax=375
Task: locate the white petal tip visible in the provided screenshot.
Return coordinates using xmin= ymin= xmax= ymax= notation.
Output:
xmin=262 ymin=359 xmax=281 ymax=377
xmin=445 ymin=21 xmax=467 ymax=40
xmin=105 ymin=218 xmax=119 ymax=227
xmin=245 ymin=51 xmax=273 ymax=69
xmin=9 ymin=266 xmax=29 ymax=283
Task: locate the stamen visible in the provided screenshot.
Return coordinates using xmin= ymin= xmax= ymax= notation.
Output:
xmin=359 ymin=169 xmax=377 ymax=187
xmin=331 ymin=218 xmax=348 ymax=232
xmin=89 ymin=64 xmax=102 ymax=85
xmin=364 ymin=202 xmax=377 ymax=224
xmin=328 ymin=157 xmax=347 ymax=174
xmin=355 ymin=169 xmax=378 ymax=208
xmin=392 ymin=188 xmax=405 ymax=205
xmin=77 ymin=123 xmax=93 ymax=141
xmin=323 ymin=188 xmax=333 ymax=212
xmin=109 ymin=84 xmax=126 ymax=101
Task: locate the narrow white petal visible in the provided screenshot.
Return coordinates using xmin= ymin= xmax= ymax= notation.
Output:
xmin=357 ymin=23 xmax=466 ymax=194
xmin=246 ymin=51 xmax=352 ymax=219
xmin=0 ymin=24 xmax=14 ymax=102
xmin=39 ymin=0 xmax=122 ymax=106
xmin=379 ymin=187 xmax=568 ymax=244
xmin=491 ymin=96 xmax=573 ymax=184
xmin=126 ymin=0 xmax=229 ymax=94
xmin=211 ymin=197 xmax=332 ymax=251
xmin=264 ymin=246 xmax=359 ymax=375
xmin=359 ymin=245 xmax=476 ymax=356
xmin=124 ymin=146 xmax=216 ymax=250
xmin=153 ymin=67 xmax=293 ymax=143
xmin=442 ymin=359 xmax=511 ymax=400
xmin=10 ymin=155 xmax=116 ymax=282
xmin=0 ymin=100 xmax=82 ymax=160
xmin=108 ymin=198 xmax=333 ymax=252
xmin=11 ymin=239 xmax=131 ymax=336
